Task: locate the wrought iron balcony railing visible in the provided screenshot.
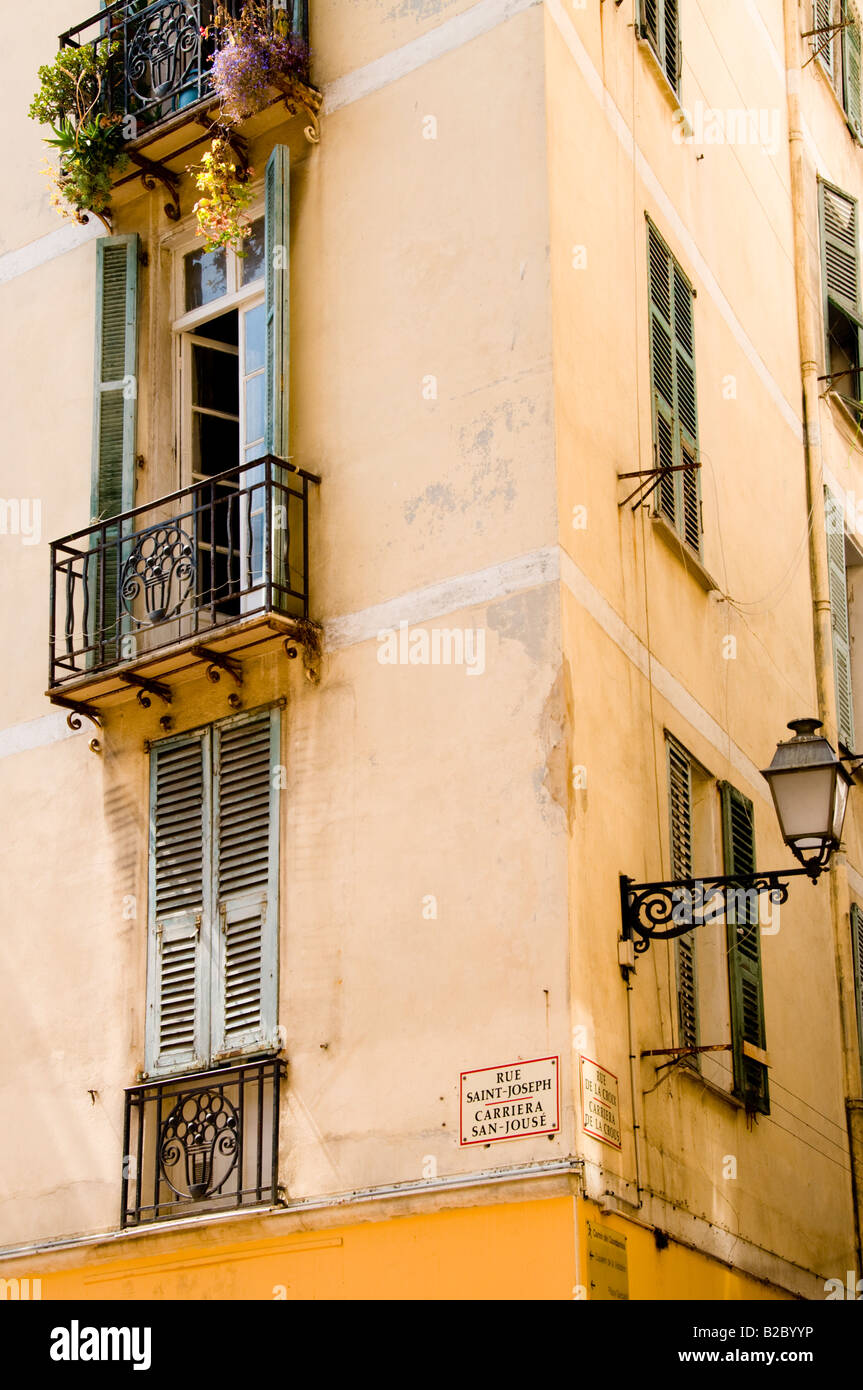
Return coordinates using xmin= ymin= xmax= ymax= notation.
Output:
xmin=59 ymin=0 xmax=310 ymax=136
xmin=49 ymin=455 xmax=319 ymax=691
xmin=121 ymin=1058 xmax=284 ymax=1226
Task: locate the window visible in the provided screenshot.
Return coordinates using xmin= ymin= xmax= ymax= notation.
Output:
xmin=145 ymin=708 xmax=280 ymax=1077
xmin=813 ymin=1 xmax=863 ymax=140
xmin=638 ymin=0 xmax=681 ymax=96
xmin=720 ymin=783 xmax=769 ymax=1115
xmin=647 ymin=220 xmax=701 ymax=553
xmin=826 ymin=488 xmax=857 ymax=750
xmin=819 ymin=180 xmax=863 ymax=417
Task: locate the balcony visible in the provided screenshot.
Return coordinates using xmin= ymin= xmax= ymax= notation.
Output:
xmin=121 ymin=1059 xmax=284 ymax=1226
xmin=58 ymin=0 xmax=319 ymax=213
xmin=48 ymin=456 xmax=320 ymax=718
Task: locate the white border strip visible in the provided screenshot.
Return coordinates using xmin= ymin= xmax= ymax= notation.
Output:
xmin=324 ymin=0 xmax=540 ymax=113
xmin=0 ymin=218 xmax=104 ymax=287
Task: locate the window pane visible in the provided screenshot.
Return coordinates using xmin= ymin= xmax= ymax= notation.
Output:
xmin=244 ymin=302 xmax=266 ymax=373
xmin=185 ymin=247 xmax=228 ymax=311
xmin=245 ymin=373 xmax=266 ymax=449
xmin=193 ymin=413 xmax=239 ymax=477
xmin=193 ymin=344 xmax=239 ymax=414
xmin=241 ymin=219 xmax=266 ymax=285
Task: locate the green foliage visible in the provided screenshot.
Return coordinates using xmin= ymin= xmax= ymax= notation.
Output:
xmin=190 ymin=138 xmax=255 ymax=253
xmin=29 ymin=43 xmax=127 ymax=222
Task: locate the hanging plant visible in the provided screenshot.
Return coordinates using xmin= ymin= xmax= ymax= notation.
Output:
xmin=209 ymin=0 xmax=309 ymax=124
xmin=190 ymin=137 xmax=255 ymax=253
xmin=29 ymin=42 xmax=127 ymax=226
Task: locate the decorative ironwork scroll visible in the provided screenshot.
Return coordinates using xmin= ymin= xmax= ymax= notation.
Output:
xmin=619 ymin=869 xmax=813 ymax=956
xmin=127 ymin=1 xmax=200 ymax=107
xmin=121 ymin=524 xmax=195 ymax=625
xmin=159 ymin=1089 xmax=239 ymax=1199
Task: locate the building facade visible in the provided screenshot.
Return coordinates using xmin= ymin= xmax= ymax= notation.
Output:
xmin=1 ymin=0 xmax=862 ymax=1300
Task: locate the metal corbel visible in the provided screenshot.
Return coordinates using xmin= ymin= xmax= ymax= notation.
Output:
xmin=191 ymin=646 xmax=243 ymax=686
xmin=118 ymin=672 xmax=172 ymax=708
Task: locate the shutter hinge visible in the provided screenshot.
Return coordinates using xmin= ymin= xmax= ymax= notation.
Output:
xmin=220 ymin=904 xmax=226 ymax=934
xmin=139 ymin=249 xmax=149 ymax=267
xmin=195 ymin=912 xmax=202 ymax=940
xmin=156 ymin=921 xmax=163 ymax=943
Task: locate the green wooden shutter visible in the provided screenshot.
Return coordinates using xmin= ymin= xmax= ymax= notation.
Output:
xmin=843 ymin=3 xmax=863 ymax=138
xmin=668 ymin=739 xmax=698 ymax=1057
xmin=146 ymin=733 xmax=211 ymax=1076
xmin=852 ymin=903 xmax=863 ymax=1076
xmin=825 ymin=488 xmax=856 ymax=750
xmin=265 ymin=145 xmax=290 ymax=460
xmin=640 ymin=1 xmax=680 ymax=93
xmin=91 ymin=234 xmax=139 ymax=664
xmin=212 ymin=711 xmax=280 ymax=1058
xmin=663 ymin=0 xmax=681 ymax=94
xmin=721 ymin=783 xmax=769 ymax=1114
xmin=815 ymin=0 xmax=836 ymax=79
xmin=821 ymin=181 xmax=863 ymax=319
xmin=648 ymin=221 xmax=700 ymax=551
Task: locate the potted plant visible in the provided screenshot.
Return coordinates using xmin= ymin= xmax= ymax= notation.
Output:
xmin=29 ymin=42 xmax=128 ymax=228
xmin=209 ymin=0 xmax=309 ymax=124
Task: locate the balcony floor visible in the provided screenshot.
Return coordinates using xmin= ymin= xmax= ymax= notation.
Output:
xmin=47 ymin=610 xmax=314 ymax=715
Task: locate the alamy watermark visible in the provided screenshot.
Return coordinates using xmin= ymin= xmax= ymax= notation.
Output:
xmin=377 ymin=621 xmax=485 ymax=675
xmin=670 ymin=882 xmax=780 ymax=935
xmin=672 ymin=102 xmax=781 ymax=156
xmin=0 ymin=498 xmax=41 ymax=546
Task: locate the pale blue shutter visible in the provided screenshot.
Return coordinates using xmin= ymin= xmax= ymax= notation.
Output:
xmin=145 ymin=732 xmax=211 ymax=1076
xmin=91 ymin=234 xmax=139 ymax=663
xmin=843 ymin=4 xmax=863 ymax=139
xmin=825 ymin=488 xmax=856 ymax=750
xmin=211 ymin=710 xmax=280 ymax=1058
xmin=265 ymin=145 xmax=290 ymax=460
xmin=721 ymin=783 xmax=769 ymax=1115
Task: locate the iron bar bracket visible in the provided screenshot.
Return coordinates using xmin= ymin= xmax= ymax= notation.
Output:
xmin=49 ymin=694 xmax=103 ymax=733
xmin=119 ymin=672 xmax=173 ymax=708
xmin=126 ymin=152 xmax=181 ymax=221
xmin=617 ymin=460 xmax=701 ymax=511
xmin=191 ymin=647 xmax=243 ymax=686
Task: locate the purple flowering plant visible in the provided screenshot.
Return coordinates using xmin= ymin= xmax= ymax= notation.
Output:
xmin=210 ymin=1 xmax=309 ymax=123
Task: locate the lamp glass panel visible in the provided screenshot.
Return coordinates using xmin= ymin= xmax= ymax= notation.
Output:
xmin=769 ymin=766 xmax=835 ymax=844
xmin=831 ymin=771 xmax=850 ymax=842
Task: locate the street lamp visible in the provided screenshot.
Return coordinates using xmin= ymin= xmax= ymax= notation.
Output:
xmin=619 ymin=718 xmax=853 ymax=965
xmin=760 ymin=719 xmax=852 ymax=881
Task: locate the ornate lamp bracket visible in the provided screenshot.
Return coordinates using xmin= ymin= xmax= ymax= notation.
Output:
xmin=619 ymin=867 xmax=815 ymax=976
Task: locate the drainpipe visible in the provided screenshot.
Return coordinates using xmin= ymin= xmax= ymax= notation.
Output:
xmin=783 ymin=0 xmax=863 ymax=1279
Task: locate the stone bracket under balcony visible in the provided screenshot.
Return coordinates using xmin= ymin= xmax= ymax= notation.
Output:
xmin=47 ymin=455 xmax=321 ymax=721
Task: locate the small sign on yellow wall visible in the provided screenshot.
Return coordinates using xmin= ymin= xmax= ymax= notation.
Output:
xmin=587 ymin=1221 xmax=629 ymax=1301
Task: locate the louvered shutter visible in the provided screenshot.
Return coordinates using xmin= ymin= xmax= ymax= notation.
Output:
xmin=825 ymin=489 xmax=856 ymax=750
xmin=668 ymin=740 xmax=698 ymax=1057
xmin=843 ymin=4 xmax=863 ymax=138
xmin=640 ymin=1 xmax=681 ymax=94
xmin=815 ymin=0 xmax=836 ymax=79
xmin=821 ymin=182 xmax=863 ymax=321
xmin=212 ymin=710 xmax=280 ymax=1058
xmin=146 ymin=733 xmax=210 ymax=1076
xmin=721 ymin=783 xmax=769 ymax=1115
xmin=852 ymin=903 xmax=863 ymax=1076
xmin=663 ymin=0 xmax=681 ymax=94
xmin=648 ymin=221 xmax=701 ymax=551
xmin=91 ymin=235 xmax=138 ymax=665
